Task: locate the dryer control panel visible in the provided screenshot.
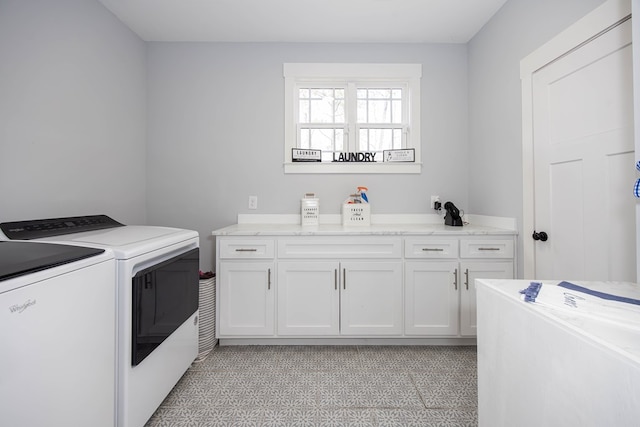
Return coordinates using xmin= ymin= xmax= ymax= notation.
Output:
xmin=0 ymin=215 xmax=124 ymax=240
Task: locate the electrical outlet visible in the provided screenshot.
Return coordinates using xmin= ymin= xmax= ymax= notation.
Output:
xmin=430 ymin=195 xmax=440 ymax=210
xmin=248 ymin=195 xmax=258 ymax=210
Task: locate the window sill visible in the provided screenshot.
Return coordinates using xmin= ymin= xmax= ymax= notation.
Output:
xmin=283 ymin=162 xmax=422 ymax=174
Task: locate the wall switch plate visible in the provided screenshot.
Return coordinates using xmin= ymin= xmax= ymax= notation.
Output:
xmin=248 ymin=195 xmax=258 ymax=210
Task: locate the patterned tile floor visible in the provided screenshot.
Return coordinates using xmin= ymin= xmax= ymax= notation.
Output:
xmin=145 ymin=345 xmax=478 ymax=427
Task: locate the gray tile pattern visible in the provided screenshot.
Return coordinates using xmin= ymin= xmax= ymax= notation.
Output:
xmin=145 ymin=345 xmax=477 ymax=427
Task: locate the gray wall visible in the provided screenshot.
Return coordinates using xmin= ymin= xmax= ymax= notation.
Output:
xmin=146 ymin=43 xmax=469 ymax=270
xmin=0 ymin=0 xmax=147 ymax=225
xmin=1 ymin=0 xmax=617 ymax=274
xmin=467 ymin=0 xmax=607 ymax=276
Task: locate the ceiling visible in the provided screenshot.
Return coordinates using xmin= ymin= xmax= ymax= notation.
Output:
xmin=97 ymin=0 xmax=509 ymax=44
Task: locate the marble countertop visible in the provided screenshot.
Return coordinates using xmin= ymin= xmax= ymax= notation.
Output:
xmin=476 ymin=279 xmax=640 ymax=365
xmin=212 ymin=214 xmax=518 ymax=236
xmin=212 ymin=222 xmax=517 ymax=236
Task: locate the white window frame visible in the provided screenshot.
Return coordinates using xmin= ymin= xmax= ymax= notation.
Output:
xmin=284 ymin=63 xmax=422 ymax=174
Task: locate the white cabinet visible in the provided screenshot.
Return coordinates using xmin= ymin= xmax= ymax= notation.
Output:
xmin=277 ymin=260 xmax=402 ymax=336
xmin=277 ymin=261 xmax=339 ymax=336
xmin=277 ymin=238 xmax=403 ymax=337
xmin=340 ymin=261 xmax=403 ymax=335
xmin=218 ymin=239 xmax=275 ymax=336
xmin=459 ymin=261 xmax=513 ymax=336
xmin=404 ymin=237 xmax=514 ymax=337
xmin=216 ymin=232 xmax=516 ymax=341
xmin=405 ymin=261 xmax=459 ymax=335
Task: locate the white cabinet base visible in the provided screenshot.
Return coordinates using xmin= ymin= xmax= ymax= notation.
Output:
xmin=216 ymin=231 xmax=516 ymax=342
xmin=219 ymin=337 xmax=477 ymax=346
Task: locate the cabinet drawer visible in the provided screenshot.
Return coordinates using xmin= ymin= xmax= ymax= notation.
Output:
xmin=460 ymin=239 xmax=514 ymax=258
xmin=404 ymin=238 xmax=459 ymax=259
xmin=219 ymin=239 xmax=275 ymax=259
xmin=278 ymin=237 xmax=402 ymax=259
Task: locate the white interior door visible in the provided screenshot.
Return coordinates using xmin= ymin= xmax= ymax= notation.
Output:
xmin=528 ymin=15 xmax=635 ymax=281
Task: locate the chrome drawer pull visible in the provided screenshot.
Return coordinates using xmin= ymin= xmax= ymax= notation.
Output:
xmin=235 ymin=248 xmax=258 ymax=252
xmin=478 ymin=247 xmax=500 ymax=251
xmin=422 ymin=248 xmax=444 ymax=251
xmin=453 ymin=268 xmax=458 ymax=290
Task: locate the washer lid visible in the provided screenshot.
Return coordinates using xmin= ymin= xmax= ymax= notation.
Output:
xmin=0 ymin=241 xmax=105 ymax=282
xmin=37 ymin=226 xmax=198 ymax=259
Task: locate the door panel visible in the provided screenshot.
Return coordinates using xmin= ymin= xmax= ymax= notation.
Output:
xmin=532 ymin=18 xmax=635 ymax=281
xmin=340 ymin=261 xmax=403 ymax=335
xmin=219 ymin=261 xmax=274 ymax=335
xmin=277 ymin=261 xmax=339 ymax=335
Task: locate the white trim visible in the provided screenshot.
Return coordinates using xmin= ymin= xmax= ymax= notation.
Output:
xmin=633 ymin=0 xmax=640 ymax=281
xmin=520 ymin=0 xmax=632 ymax=278
xmin=283 ymin=161 xmax=422 ymax=174
xmin=284 ymin=63 xmax=422 ymax=79
xmin=219 ymin=338 xmax=477 ymax=346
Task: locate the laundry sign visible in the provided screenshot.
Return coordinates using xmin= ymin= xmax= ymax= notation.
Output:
xmin=332 ymin=152 xmax=377 ymax=162
xmin=383 ymin=149 xmax=415 ymax=162
xmin=292 ymin=149 xmax=321 ymax=162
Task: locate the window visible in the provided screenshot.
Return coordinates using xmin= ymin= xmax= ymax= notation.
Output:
xmin=284 ymin=63 xmax=422 ymax=174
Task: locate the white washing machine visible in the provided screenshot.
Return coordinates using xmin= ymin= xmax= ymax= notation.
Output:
xmin=0 ymin=240 xmax=116 ymax=427
xmin=1 ymin=215 xmax=200 ymax=427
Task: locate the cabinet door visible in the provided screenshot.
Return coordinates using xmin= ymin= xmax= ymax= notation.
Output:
xmin=340 ymin=261 xmax=403 ymax=336
xmin=219 ymin=261 xmax=275 ymax=336
xmin=277 ymin=261 xmax=340 ymax=336
xmin=405 ymin=261 xmax=459 ymax=336
xmin=460 ymin=261 xmax=513 ymax=336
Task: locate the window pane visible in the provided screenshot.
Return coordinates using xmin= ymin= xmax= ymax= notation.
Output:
xmin=308 ymin=128 xmax=333 ymax=151
xmin=335 ymin=99 xmax=345 ymax=122
xmin=369 ymin=100 xmax=391 ymax=123
xmin=357 ymin=100 xmax=367 ymax=123
xmin=394 ymin=129 xmax=403 ymax=149
xmin=335 ymin=129 xmax=344 ymax=151
xmin=299 ymin=100 xmax=309 ymax=122
xmin=310 ymin=90 xmax=334 ymax=123
xmin=300 ymin=128 xmax=310 ymax=149
xmin=356 ymin=87 xmax=403 ymax=124
xmin=369 ymin=89 xmax=390 ymax=99
xmin=392 ymin=100 xmax=402 ymax=124
xmin=300 ymin=127 xmax=345 ymax=162
xmin=299 ymin=88 xmax=345 ymax=124
xmin=359 ymin=127 xmax=403 ymax=156
xmin=359 ymin=130 xmax=368 ymax=151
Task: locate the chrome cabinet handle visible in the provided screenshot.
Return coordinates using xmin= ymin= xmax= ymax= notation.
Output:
xmin=477 ymin=247 xmax=500 ymax=251
xmin=343 ymin=269 xmax=346 ymax=290
xmin=268 ymin=268 xmax=271 ymax=290
xmin=334 ymin=269 xmax=338 ymax=290
xmin=453 ymin=268 xmax=458 ymax=290
xmin=464 ymin=268 xmax=469 ymax=290
xmin=422 ymin=248 xmax=444 ymax=252
xmin=235 ymin=248 xmax=258 ymax=252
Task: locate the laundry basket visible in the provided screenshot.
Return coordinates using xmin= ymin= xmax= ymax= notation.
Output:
xmin=195 ymin=273 xmax=216 ymax=361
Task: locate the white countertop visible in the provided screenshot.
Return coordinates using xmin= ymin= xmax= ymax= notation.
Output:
xmin=476 ymin=279 xmax=640 ymax=365
xmin=212 ymin=214 xmax=518 ymax=236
